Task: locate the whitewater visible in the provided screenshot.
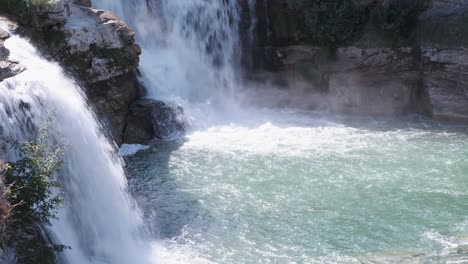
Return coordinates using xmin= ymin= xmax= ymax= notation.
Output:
xmin=94 ymin=0 xmax=468 ymax=263
xmin=0 ymin=0 xmax=467 ymax=263
xmin=0 ymin=23 xmax=156 ymax=264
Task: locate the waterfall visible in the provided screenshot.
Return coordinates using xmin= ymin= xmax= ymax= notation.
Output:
xmin=94 ymin=0 xmax=245 ymax=127
xmin=0 ymin=26 xmax=152 ymax=263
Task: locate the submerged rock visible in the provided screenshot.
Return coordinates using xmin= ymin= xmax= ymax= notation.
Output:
xmin=124 ymin=99 xmax=187 ymax=145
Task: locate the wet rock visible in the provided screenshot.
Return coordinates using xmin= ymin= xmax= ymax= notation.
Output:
xmin=254 ymin=45 xmax=421 ymax=115
xmin=86 ymin=73 xmax=141 ymax=145
xmin=124 ymin=99 xmax=187 ymax=145
xmin=422 ymin=48 xmax=468 ymax=121
xmin=0 ymin=28 xmax=25 ymax=82
xmin=0 ymin=61 xmax=26 ymax=81
xmin=0 ymin=29 xmax=9 ymax=41
xmin=328 ymin=47 xmax=420 ymax=115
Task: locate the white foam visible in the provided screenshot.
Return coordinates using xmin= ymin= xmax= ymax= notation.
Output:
xmin=119 ymin=144 xmax=150 ymax=156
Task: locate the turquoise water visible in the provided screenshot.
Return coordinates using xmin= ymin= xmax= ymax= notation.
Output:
xmin=125 ymin=113 xmax=468 ymax=263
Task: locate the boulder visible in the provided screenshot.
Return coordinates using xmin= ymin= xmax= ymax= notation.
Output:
xmin=124 ymin=99 xmax=187 ymax=145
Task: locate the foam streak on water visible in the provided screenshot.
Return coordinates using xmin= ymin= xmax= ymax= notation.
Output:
xmin=124 ymin=115 xmax=468 ymax=264
xmin=0 ymin=26 xmax=154 ymax=264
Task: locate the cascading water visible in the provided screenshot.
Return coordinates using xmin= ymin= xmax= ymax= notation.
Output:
xmin=0 ymin=25 xmax=153 ymax=264
xmin=94 ymin=0 xmax=246 ymax=127
xmin=2 ymin=1 xmax=462 ymax=263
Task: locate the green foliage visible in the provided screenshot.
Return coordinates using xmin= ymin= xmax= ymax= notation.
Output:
xmin=288 ymin=0 xmax=369 ymax=48
xmin=1 ymin=123 xmax=66 ymax=263
xmin=5 ymin=124 xmax=64 ymax=228
xmin=370 ymin=0 xmax=431 ymax=40
xmin=286 ymin=0 xmax=430 ymax=48
xmin=0 ymin=0 xmax=53 ymax=15
xmin=415 ymin=12 xmax=468 ymax=48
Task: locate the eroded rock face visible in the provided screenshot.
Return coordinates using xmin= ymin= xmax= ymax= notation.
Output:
xmin=328 ymin=47 xmax=420 ymax=115
xmin=422 ymin=48 xmax=468 ymax=121
xmin=247 ymin=1 xmax=468 ymax=121
xmin=254 ymin=45 xmax=421 ymax=115
xmin=27 ymin=2 xmax=142 ymax=144
xmin=124 ymin=99 xmax=188 ymax=145
xmin=62 ymin=4 xmax=141 ymax=83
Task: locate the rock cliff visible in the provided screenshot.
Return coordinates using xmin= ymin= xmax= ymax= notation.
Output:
xmin=7 ymin=0 xmax=142 ymax=144
xmin=246 ymin=0 xmax=468 ymax=121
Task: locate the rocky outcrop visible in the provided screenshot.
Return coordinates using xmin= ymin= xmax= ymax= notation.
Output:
xmin=0 ymin=27 xmax=25 ymax=82
xmin=248 ymin=0 xmax=468 ymax=121
xmin=87 ymin=73 xmax=141 ymax=142
xmin=24 ymin=0 xmax=142 ymax=144
xmin=61 ymin=5 xmax=141 ymax=83
xmin=253 ymin=45 xmax=421 ymax=115
xmin=422 ymin=48 xmax=468 ymax=121
xmin=328 ymin=47 xmax=421 ymax=115
xmin=124 ymin=99 xmax=187 ymax=145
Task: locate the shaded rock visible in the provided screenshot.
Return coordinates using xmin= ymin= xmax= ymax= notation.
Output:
xmin=254 ymin=45 xmax=421 ymax=115
xmin=33 ymin=0 xmax=70 ymax=27
xmin=124 ymin=99 xmax=187 ymax=145
xmin=328 ymin=47 xmax=421 ymax=115
xmin=0 ymin=27 xmax=26 ymax=82
xmin=421 ymin=0 xmax=468 ymax=20
xmin=0 ymin=60 xmax=26 ymax=82
xmin=422 ymin=48 xmax=468 ymax=121
xmin=0 ymin=29 xmax=9 ymax=41
xmin=85 ymin=73 xmax=141 ymax=145
xmin=75 ymin=0 xmax=92 ymax=7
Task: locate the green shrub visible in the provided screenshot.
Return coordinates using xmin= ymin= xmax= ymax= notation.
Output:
xmin=288 ymin=0 xmax=369 ymax=48
xmin=5 ymin=125 xmax=63 ymax=227
xmin=286 ymin=0 xmax=430 ymax=48
xmin=370 ymin=0 xmax=430 ymax=40
xmin=3 ymin=123 xmax=66 ymax=263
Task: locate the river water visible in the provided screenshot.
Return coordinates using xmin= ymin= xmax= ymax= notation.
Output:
xmin=91 ymin=0 xmax=468 ymax=263
xmin=124 ymin=113 xmax=468 ymax=263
